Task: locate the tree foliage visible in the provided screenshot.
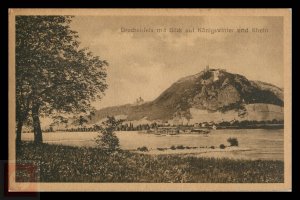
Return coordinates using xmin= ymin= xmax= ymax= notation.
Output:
xmin=72 ymin=115 xmax=88 ymax=127
xmin=95 ymin=116 xmax=123 ymax=151
xmin=16 ymin=16 xmax=108 ymax=144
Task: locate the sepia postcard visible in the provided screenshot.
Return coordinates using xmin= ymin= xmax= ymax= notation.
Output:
xmin=8 ymin=9 xmax=292 ymax=192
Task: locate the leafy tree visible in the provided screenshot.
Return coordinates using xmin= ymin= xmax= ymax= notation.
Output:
xmin=92 ymin=124 xmax=100 ymax=132
xmin=49 ymin=115 xmax=69 ymax=129
xmin=95 ymin=116 xmax=123 ymax=150
xmin=73 ymin=115 xmax=88 ymax=127
xmin=16 ymin=16 xmax=108 ymax=144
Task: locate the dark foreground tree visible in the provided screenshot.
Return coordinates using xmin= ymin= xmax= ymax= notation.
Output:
xmin=16 ymin=16 xmax=108 ymax=144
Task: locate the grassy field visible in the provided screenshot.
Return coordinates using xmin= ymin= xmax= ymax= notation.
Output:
xmin=16 ymin=142 xmax=284 ymax=183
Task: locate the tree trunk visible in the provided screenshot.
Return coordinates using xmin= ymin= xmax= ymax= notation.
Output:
xmin=16 ymin=120 xmax=23 ymax=144
xmin=32 ymin=104 xmax=43 ymax=144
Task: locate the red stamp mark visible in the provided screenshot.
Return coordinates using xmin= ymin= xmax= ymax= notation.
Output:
xmin=5 ymin=162 xmax=39 ymax=195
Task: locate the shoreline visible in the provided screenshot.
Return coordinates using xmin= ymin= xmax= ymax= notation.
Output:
xmin=132 ymin=147 xmax=284 ymax=161
xmin=54 ymin=126 xmax=284 ymax=133
xmin=133 ymin=146 xmax=251 ymax=155
xmin=23 ymin=126 xmax=284 ymax=135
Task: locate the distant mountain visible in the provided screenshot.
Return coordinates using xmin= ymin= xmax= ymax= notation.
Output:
xmin=89 ymin=68 xmax=283 ymax=124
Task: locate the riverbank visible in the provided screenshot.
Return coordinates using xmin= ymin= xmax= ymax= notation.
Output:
xmin=135 ymin=146 xmax=251 ymax=155
xmin=16 ymin=142 xmax=283 ymax=183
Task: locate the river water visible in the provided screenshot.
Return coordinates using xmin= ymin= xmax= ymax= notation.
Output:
xmin=22 ymin=129 xmax=284 ymax=161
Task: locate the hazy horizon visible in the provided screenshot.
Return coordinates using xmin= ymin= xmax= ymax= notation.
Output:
xmin=70 ymin=16 xmax=284 ymax=109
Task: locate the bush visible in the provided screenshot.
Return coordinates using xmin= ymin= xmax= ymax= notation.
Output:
xmin=176 ymin=145 xmax=185 ymax=149
xmin=95 ymin=116 xmax=123 ymax=151
xmin=210 ymin=146 xmax=215 ymax=149
xmin=227 ymin=137 xmax=239 ymax=146
xmin=170 ymin=145 xmax=176 ymax=150
xmin=137 ymin=146 xmax=149 ymax=152
xmin=219 ymin=144 xmax=226 ymax=149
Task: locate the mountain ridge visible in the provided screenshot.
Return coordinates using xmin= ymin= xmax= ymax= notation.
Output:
xmin=89 ymin=68 xmax=283 ymax=124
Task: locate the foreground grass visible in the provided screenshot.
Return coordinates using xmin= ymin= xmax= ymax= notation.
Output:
xmin=16 ymin=142 xmax=283 ymax=183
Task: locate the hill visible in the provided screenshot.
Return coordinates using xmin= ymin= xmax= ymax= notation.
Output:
xmin=89 ymin=68 xmax=283 ymax=124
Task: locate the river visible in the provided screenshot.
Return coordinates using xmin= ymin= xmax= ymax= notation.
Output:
xmin=21 ymin=129 xmax=284 ymax=161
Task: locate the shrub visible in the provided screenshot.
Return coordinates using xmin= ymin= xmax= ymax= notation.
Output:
xmin=176 ymin=145 xmax=185 ymax=149
xmin=227 ymin=137 xmax=239 ymax=146
xmin=95 ymin=116 xmax=123 ymax=151
xmin=210 ymin=146 xmax=215 ymax=149
xmin=170 ymin=145 xmax=176 ymax=150
xmin=219 ymin=144 xmax=226 ymax=149
xmin=137 ymin=146 xmax=149 ymax=152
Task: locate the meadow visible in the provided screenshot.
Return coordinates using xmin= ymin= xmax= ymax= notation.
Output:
xmin=16 ymin=142 xmax=284 ymax=183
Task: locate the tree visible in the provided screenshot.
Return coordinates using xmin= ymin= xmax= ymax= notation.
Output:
xmin=16 ymin=16 xmax=108 ymax=144
xmin=47 ymin=115 xmax=69 ymax=132
xmin=16 ymin=92 xmax=30 ymax=144
xmin=95 ymin=116 xmax=123 ymax=150
xmin=73 ymin=115 xmax=88 ymax=128
xmin=93 ymin=124 xmax=101 ymax=132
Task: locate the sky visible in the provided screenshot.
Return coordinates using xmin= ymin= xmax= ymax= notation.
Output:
xmin=70 ymin=16 xmax=283 ymax=110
